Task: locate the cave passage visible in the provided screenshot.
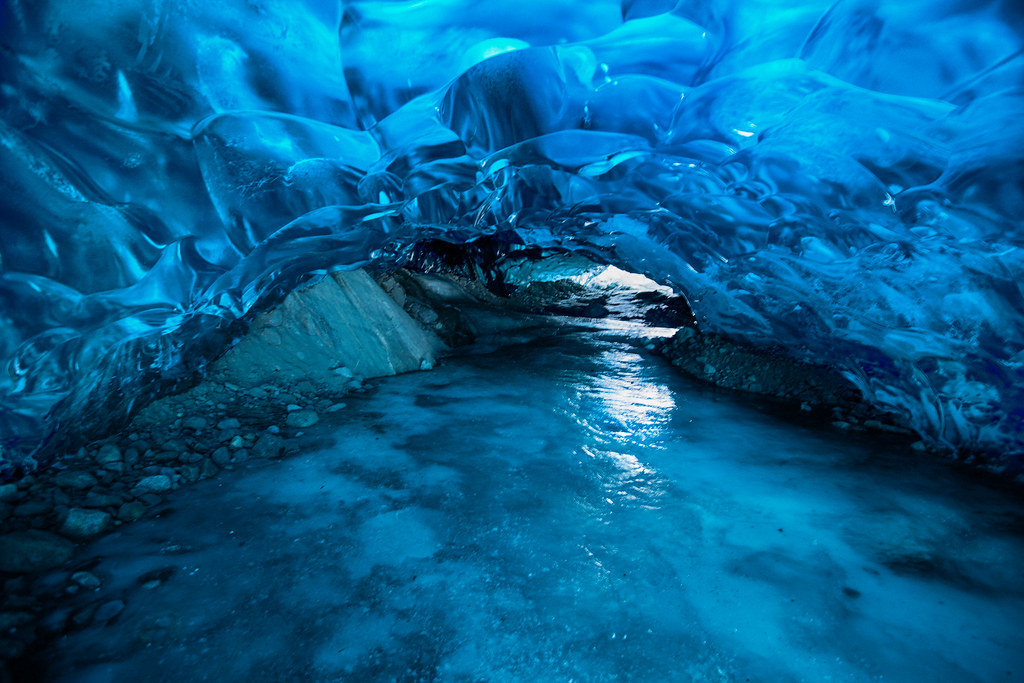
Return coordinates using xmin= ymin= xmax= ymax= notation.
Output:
xmin=22 ymin=323 xmax=1024 ymax=682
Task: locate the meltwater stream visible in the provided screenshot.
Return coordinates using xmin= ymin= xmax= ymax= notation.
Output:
xmin=25 ymin=327 xmax=1024 ymax=682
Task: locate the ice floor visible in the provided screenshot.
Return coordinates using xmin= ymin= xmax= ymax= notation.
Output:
xmin=25 ymin=326 xmax=1024 ymax=682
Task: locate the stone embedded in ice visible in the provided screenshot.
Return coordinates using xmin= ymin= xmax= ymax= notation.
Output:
xmin=0 ymin=531 xmax=74 ymax=573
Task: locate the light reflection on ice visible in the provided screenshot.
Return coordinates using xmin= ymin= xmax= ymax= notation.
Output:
xmin=28 ymin=332 xmax=1024 ymax=682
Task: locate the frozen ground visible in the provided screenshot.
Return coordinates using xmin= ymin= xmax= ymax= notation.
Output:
xmin=23 ymin=325 xmax=1024 ymax=682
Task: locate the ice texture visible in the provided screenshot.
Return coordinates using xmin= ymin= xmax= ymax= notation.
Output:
xmin=1 ymin=0 xmax=1023 ymax=472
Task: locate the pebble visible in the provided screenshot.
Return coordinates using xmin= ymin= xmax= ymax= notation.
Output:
xmin=217 ymin=418 xmax=241 ymax=431
xmin=252 ymin=434 xmax=284 ymax=459
xmin=163 ymin=438 xmax=188 ymax=452
xmin=83 ymin=492 xmax=124 ymax=508
xmin=71 ymin=604 xmax=98 ymax=627
xmin=211 ymin=447 xmax=232 ymax=466
xmin=0 ymin=638 xmax=26 ymax=659
xmin=60 ymin=508 xmax=112 ymax=539
xmin=182 ymin=416 xmax=208 ymax=431
xmin=285 ymin=410 xmax=319 ymax=428
xmin=54 ymin=471 xmax=98 ymax=490
xmin=179 ymin=465 xmax=200 ymax=484
xmin=285 ymin=404 xmax=302 ymax=412
xmin=0 ymin=483 xmax=20 ymax=502
xmin=200 ymin=460 xmax=219 ymax=479
xmin=117 ymin=502 xmax=147 ymax=522
xmin=102 ymin=461 xmax=125 ymax=474
xmin=0 ymin=612 xmax=32 ymax=630
xmin=0 ymin=530 xmax=74 ymax=573
xmin=71 ymin=571 xmax=102 ymax=590
xmin=14 ymin=500 xmax=51 ymax=517
xmin=93 ymin=600 xmax=125 ymax=623
xmin=123 ymin=448 xmax=140 ymax=468
xmin=326 ymin=402 xmax=347 ymax=413
xmin=229 ymin=436 xmax=245 ymax=449
xmin=132 ymin=475 xmax=172 ymax=496
xmin=95 ymin=445 xmax=122 ymax=465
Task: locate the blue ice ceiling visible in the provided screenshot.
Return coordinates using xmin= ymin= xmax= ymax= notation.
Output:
xmin=1 ymin=0 xmax=1022 ymax=474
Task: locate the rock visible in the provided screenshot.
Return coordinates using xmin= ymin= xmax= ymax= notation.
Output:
xmin=200 ymin=460 xmax=219 ymax=479
xmin=182 ymin=416 xmax=208 ymax=431
xmin=93 ymin=600 xmax=125 ymax=623
xmin=0 ymin=530 xmax=74 ymax=573
xmin=103 ymin=461 xmax=125 ymax=474
xmin=71 ymin=571 xmax=102 ymax=590
xmin=123 ymin=448 xmax=140 ymax=469
xmin=14 ymin=500 xmax=51 ymax=517
xmin=163 ymin=438 xmax=188 ymax=452
xmin=285 ymin=404 xmax=302 ymax=412
xmin=117 ymin=502 xmax=147 ymax=522
xmin=179 ymin=465 xmax=200 ymax=484
xmin=211 ymin=447 xmax=232 ymax=466
xmin=0 ymin=483 xmax=20 ymax=502
xmin=139 ymin=493 xmax=164 ymax=506
xmin=0 ymin=638 xmax=26 ymax=660
xmin=132 ymin=475 xmax=172 ymax=495
xmin=4 ymin=577 xmax=27 ymax=594
xmin=95 ymin=444 xmax=122 ymax=466
xmin=61 ymin=508 xmax=112 ymax=539
xmin=71 ymin=603 xmax=98 ymax=626
xmin=83 ymin=491 xmax=124 ymax=508
xmin=0 ymin=612 xmax=32 ymax=632
xmin=128 ymin=440 xmax=150 ymax=454
xmin=229 ymin=435 xmax=245 ymax=449
xmin=252 ymin=434 xmax=285 ymax=459
xmin=54 ymin=471 xmax=98 ymax=490
xmin=217 ymin=418 xmax=241 ymax=431
xmin=286 ymin=410 xmax=319 ymax=428
xmin=326 ymin=402 xmax=347 ymax=413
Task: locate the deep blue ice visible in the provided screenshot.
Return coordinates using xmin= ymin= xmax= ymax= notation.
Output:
xmin=30 ymin=327 xmax=1024 ymax=682
xmin=3 ymin=0 xmax=1024 ymax=470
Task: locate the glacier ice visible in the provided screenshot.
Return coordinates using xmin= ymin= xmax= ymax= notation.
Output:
xmin=0 ymin=0 xmax=1022 ymax=474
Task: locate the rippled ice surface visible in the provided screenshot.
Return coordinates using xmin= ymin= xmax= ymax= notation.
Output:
xmin=33 ymin=329 xmax=1024 ymax=682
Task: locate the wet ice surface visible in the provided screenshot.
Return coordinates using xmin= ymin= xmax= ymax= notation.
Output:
xmin=30 ymin=328 xmax=1024 ymax=682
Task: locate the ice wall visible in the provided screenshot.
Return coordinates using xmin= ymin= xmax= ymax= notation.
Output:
xmin=1 ymin=0 xmax=1022 ymax=474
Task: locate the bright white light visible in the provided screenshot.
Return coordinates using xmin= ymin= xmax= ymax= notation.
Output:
xmin=460 ymin=38 xmax=530 ymax=71
xmin=573 ymin=265 xmax=674 ymax=296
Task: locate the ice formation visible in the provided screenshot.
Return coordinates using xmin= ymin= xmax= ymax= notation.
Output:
xmin=0 ymin=0 xmax=1022 ymax=474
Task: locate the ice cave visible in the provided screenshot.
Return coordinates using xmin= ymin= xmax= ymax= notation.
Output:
xmin=1 ymin=0 xmax=1023 ymax=680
